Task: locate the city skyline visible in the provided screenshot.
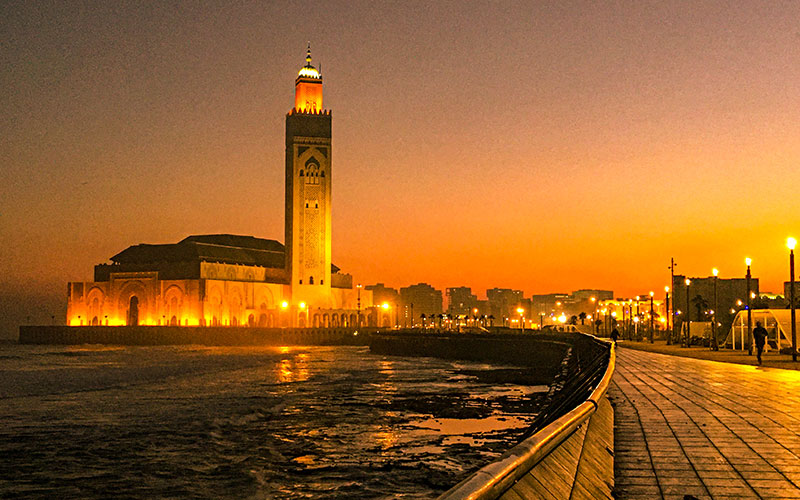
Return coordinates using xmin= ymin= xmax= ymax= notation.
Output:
xmin=3 ymin=1 xmax=800 ymax=336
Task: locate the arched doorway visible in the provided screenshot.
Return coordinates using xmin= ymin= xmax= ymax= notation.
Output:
xmin=127 ymin=296 xmax=139 ymax=326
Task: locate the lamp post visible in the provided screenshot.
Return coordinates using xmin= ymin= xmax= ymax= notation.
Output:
xmin=712 ymin=268 xmax=719 ymax=351
xmin=669 ymin=257 xmax=677 ymax=343
xmin=664 ymin=286 xmax=671 ymax=344
xmin=649 ymin=291 xmax=655 ymax=343
xmin=685 ymin=278 xmax=691 ymax=347
xmin=746 ymin=258 xmax=752 ymax=355
xmin=789 ymin=238 xmax=797 ymax=362
xmin=357 ymin=284 xmax=362 ymax=327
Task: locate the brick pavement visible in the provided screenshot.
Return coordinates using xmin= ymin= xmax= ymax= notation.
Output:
xmin=610 ymin=348 xmax=800 ymax=500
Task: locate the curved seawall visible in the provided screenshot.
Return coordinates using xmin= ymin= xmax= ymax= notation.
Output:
xmin=371 ymin=330 xmax=615 ymax=499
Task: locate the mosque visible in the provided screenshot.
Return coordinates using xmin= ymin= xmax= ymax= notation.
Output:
xmin=66 ymin=47 xmax=380 ymax=328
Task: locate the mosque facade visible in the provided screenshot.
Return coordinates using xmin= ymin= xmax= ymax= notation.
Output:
xmin=66 ymin=47 xmax=382 ymax=328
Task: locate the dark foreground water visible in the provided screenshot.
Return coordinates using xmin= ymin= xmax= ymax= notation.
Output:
xmin=0 ymin=344 xmax=548 ymax=499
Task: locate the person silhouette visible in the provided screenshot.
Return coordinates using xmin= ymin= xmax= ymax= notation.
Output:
xmin=753 ymin=321 xmax=768 ymax=365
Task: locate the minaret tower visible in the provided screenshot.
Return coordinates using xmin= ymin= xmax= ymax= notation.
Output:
xmin=285 ymin=44 xmax=332 ymax=306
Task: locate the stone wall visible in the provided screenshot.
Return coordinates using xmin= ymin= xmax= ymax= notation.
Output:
xmin=19 ymin=325 xmax=377 ymax=346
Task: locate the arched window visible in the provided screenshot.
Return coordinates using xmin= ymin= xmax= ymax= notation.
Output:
xmin=309 ymin=276 xmax=314 ymax=285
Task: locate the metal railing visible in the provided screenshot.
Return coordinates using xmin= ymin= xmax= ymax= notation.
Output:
xmin=438 ymin=333 xmax=615 ymax=500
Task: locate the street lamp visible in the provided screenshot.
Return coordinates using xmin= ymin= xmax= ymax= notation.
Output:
xmin=649 ymin=291 xmax=655 ymax=343
xmin=788 ymin=238 xmax=797 ymax=362
xmin=517 ymin=307 xmax=524 ymax=331
xmin=746 ymin=257 xmax=753 ymax=355
xmin=664 ymin=286 xmax=671 ymax=344
xmin=685 ymin=278 xmax=691 ymax=347
xmin=712 ymin=268 xmax=719 ymax=351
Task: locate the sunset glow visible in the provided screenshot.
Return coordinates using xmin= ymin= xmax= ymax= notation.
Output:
xmin=3 ymin=2 xmax=800 ymax=336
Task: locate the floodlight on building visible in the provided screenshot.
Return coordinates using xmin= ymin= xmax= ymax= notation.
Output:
xmin=281 ymin=301 xmax=289 ymax=309
xmin=382 ymin=302 xmax=390 ymax=310
xmin=299 ymin=302 xmax=306 ymax=310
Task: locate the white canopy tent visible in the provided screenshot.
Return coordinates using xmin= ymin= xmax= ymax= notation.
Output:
xmin=723 ymin=309 xmax=799 ymax=351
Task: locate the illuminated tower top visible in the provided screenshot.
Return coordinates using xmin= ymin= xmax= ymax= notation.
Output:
xmin=294 ymin=43 xmax=323 ymax=113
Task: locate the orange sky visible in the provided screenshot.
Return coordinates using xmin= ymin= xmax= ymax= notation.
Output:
xmin=2 ymin=1 xmax=800 ymax=335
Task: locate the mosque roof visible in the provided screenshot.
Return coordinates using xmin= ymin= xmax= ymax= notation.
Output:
xmin=109 ymin=234 xmax=341 ymax=273
xmin=111 ymin=234 xmax=285 ymax=269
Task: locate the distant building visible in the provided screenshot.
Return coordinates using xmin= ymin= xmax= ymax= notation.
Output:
xmin=365 ymin=283 xmax=399 ymax=308
xmin=672 ymin=274 xmax=758 ymax=326
xmin=446 ymin=287 xmax=479 ymax=316
xmin=66 ymin=47 xmax=376 ymax=328
xmin=486 ymin=288 xmax=524 ymax=325
xmin=571 ymin=289 xmax=613 ymax=302
xmin=399 ymin=283 xmax=443 ymax=325
xmin=531 ymin=293 xmax=570 ymax=322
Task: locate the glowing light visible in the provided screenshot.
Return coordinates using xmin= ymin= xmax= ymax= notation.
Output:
xmin=590 ymin=297 xmax=596 ymax=303
xmin=737 ymin=299 xmax=743 ymax=306
xmin=633 ymin=316 xmax=640 ymax=323
xmin=665 ymin=286 xmax=670 ymax=293
xmin=381 ymin=302 xmax=390 ymax=310
xmin=516 ymin=307 xmax=524 ymax=314
xmin=298 ymin=66 xmax=320 ymax=79
xmin=685 ymin=278 xmax=691 ymax=286
xmin=746 ymin=257 xmax=752 ymax=266
xmin=558 ymin=314 xmax=567 ymax=323
xmin=712 ymin=268 xmax=718 ymax=276
xmin=299 ymin=302 xmax=306 ymax=310
xmin=750 ymin=292 xmax=756 ymax=299
xmin=788 ymin=237 xmax=797 ymax=250
xmin=649 ymin=291 xmax=654 ymax=297
xmin=281 ymin=301 xmax=289 ymax=309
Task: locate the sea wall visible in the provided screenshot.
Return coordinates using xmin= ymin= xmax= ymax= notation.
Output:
xmin=18 ymin=325 xmax=376 ymax=346
xmin=370 ymin=330 xmax=572 ymax=380
xmin=370 ymin=330 xmax=615 ymax=500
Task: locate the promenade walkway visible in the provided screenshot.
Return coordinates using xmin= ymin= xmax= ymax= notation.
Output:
xmin=610 ymin=348 xmax=800 ymax=499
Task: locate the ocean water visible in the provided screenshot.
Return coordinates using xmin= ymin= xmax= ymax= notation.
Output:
xmin=0 ymin=344 xmax=547 ymax=499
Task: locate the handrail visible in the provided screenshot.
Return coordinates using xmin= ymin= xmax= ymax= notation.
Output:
xmin=438 ymin=333 xmax=615 ymax=500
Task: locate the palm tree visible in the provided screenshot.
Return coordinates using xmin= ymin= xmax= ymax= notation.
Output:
xmin=488 ymin=315 xmax=495 ymax=328
xmin=578 ymin=312 xmax=587 ymax=325
xmin=691 ymin=294 xmax=709 ymax=322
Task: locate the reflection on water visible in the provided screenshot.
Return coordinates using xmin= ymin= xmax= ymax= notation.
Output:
xmin=0 ymin=344 xmax=548 ymax=499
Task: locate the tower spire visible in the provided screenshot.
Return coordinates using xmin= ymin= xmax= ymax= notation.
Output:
xmin=295 ymin=42 xmax=322 ymax=112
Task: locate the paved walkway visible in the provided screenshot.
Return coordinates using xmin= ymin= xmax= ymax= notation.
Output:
xmin=619 ymin=340 xmax=800 ymax=371
xmin=610 ymin=348 xmax=800 ymax=499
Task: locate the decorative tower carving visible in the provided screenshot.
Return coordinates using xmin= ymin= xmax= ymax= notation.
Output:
xmin=285 ymin=44 xmax=332 ymax=306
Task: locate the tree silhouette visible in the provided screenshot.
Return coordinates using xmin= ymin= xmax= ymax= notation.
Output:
xmin=578 ymin=312 xmax=587 ymax=325
xmin=691 ymin=294 xmax=709 ymax=321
